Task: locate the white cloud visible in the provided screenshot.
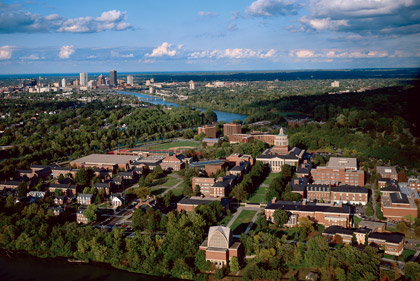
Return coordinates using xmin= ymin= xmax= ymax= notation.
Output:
xmin=197 ymin=11 xmax=218 ymax=17
xmin=59 ymin=45 xmax=75 ymax=59
xmin=0 ymin=45 xmax=12 ymax=59
xmin=0 ymin=8 xmax=132 ymax=33
xmin=246 ymin=0 xmax=301 ymax=16
xmin=19 ymin=54 xmax=40 ymax=60
xmin=189 ymin=48 xmax=277 ymax=59
xmin=290 ymin=49 xmax=390 ymax=59
xmin=299 ymin=0 xmax=420 ymax=35
xmin=146 ymin=42 xmax=177 ymax=57
xmin=300 ymin=17 xmax=349 ymax=31
xmin=110 ymin=50 xmax=133 ymax=58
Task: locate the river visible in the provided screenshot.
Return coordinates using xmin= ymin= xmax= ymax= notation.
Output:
xmin=117 ymin=91 xmax=248 ymax=123
xmin=0 ymin=251 xmax=177 ymax=281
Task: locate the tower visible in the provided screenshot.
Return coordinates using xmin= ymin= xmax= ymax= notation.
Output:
xmin=271 ymin=128 xmax=289 ymax=155
xmin=109 ymin=70 xmax=117 ymax=87
xmin=189 ymin=80 xmax=195 ymax=90
xmin=80 ymin=73 xmax=88 ymax=87
xmin=61 ymin=78 xmax=66 ymax=88
xmin=127 ymin=75 xmax=134 ymax=85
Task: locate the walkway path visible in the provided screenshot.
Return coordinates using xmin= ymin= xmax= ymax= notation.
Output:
xmin=244 ymin=209 xmax=261 ymax=234
xmin=410 ymin=250 xmax=420 ymax=262
xmin=161 ymin=175 xmax=183 ymax=196
xmin=227 ymin=206 xmax=244 ymax=228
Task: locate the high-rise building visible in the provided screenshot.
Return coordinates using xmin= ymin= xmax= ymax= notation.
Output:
xmin=97 ymin=74 xmax=105 ymax=86
xmin=109 ymin=70 xmax=117 ymax=86
xmin=80 ymin=73 xmax=88 ymax=87
xmin=61 ymin=78 xmax=66 ymax=88
xmin=331 ymin=81 xmax=340 ymax=87
xmin=127 ymin=75 xmax=134 ymax=85
xmin=189 ymin=80 xmax=195 ymax=90
xmin=223 ymin=123 xmax=242 ymax=137
xmin=73 ymin=79 xmax=80 ymax=86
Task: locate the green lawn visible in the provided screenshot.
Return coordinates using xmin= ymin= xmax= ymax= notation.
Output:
xmin=150 ymin=186 xmax=167 ymax=196
xmin=353 ymin=216 xmax=362 ymax=228
xmin=230 ymin=210 xmax=257 ymax=235
xmin=147 ymin=141 xmax=200 ymax=150
xmin=172 ymin=186 xmax=184 ymax=196
xmin=248 ymin=185 xmax=268 ymax=204
xmin=399 ymin=249 xmax=416 ymax=262
xmin=161 ymin=177 xmax=181 ymax=187
xmin=219 ymin=214 xmax=234 ymax=226
xmin=263 ymin=173 xmax=278 ymax=185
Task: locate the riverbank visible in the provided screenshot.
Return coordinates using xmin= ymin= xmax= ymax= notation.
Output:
xmin=116 ymin=91 xmax=248 ymax=123
xmin=0 ymin=249 xmax=178 ymax=281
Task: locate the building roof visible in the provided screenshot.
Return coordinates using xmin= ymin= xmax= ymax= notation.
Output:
xmin=376 ymin=166 xmax=397 ymax=175
xmin=332 ymin=185 xmax=368 ymax=193
xmin=208 ymin=226 xmax=232 ymax=248
xmin=72 ymin=154 xmax=138 ymax=165
xmin=307 ymin=184 xmax=330 ymax=192
xmin=178 ymin=196 xmax=229 ymax=207
xmin=327 ymin=157 xmax=357 ymax=170
xmin=49 ymin=183 xmax=69 ymax=189
xmin=390 ymin=193 xmax=410 ymax=204
xmin=296 ymin=163 xmax=312 ymax=174
xmin=323 ymin=225 xmax=355 ymax=236
xmin=266 ymin=201 xmax=351 ymax=214
xmin=369 ymin=232 xmax=404 ymax=244
xmin=381 ymin=179 xmax=400 ymax=192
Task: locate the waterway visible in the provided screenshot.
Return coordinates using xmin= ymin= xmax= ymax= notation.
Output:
xmin=0 ymin=251 xmax=177 ymax=281
xmin=117 ymin=91 xmax=248 ymax=123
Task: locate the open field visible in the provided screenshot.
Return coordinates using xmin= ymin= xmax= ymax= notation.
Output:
xmin=146 ymin=141 xmax=200 ymax=150
xmin=263 ymin=173 xmax=277 ymax=185
xmin=230 ymin=210 xmax=257 ymax=235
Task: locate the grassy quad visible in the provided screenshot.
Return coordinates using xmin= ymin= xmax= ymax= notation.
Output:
xmin=230 ymin=210 xmax=257 ymax=235
xmin=248 ymin=185 xmax=268 ymax=203
xmin=262 ymin=172 xmax=278 ymax=185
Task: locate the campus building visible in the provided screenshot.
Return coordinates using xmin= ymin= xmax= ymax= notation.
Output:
xmin=198 ymin=125 xmax=217 ymax=138
xmin=199 ymin=226 xmax=243 ymax=268
xmin=223 ymin=123 xmax=242 ymax=137
xmin=70 ymin=154 xmax=138 ymax=170
xmin=265 ymin=199 xmax=352 ymax=228
xmin=376 ymin=166 xmax=398 ymax=181
xmin=311 ymin=157 xmax=365 ymax=186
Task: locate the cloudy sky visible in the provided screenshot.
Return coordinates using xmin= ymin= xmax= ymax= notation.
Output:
xmin=0 ymin=0 xmax=419 ymax=74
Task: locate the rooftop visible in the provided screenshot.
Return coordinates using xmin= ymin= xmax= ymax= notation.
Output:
xmin=266 ymin=201 xmax=351 ymax=214
xmin=72 ymin=154 xmax=138 ymax=165
xmin=327 ymin=157 xmax=357 ymax=170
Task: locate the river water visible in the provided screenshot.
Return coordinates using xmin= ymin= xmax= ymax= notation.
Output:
xmin=117 ymin=91 xmax=248 ymax=123
xmin=0 ymin=251 xmax=177 ymax=281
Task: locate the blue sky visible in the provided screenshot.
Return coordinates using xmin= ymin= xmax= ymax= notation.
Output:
xmin=0 ymin=0 xmax=419 ymax=73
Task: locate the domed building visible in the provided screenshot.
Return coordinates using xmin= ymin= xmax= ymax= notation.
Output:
xmin=199 ymin=226 xmax=243 ymax=268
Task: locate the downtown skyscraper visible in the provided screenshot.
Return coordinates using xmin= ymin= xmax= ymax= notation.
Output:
xmin=109 ymin=70 xmax=117 ymax=87
xmin=80 ymin=73 xmax=88 ymax=87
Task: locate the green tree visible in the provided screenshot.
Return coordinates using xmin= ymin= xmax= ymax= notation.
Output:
xmin=304 ymin=236 xmax=330 ymax=267
xmin=136 ymin=187 xmax=150 ymax=199
xmin=54 ymin=189 xmax=63 ymax=196
xmin=17 ymin=181 xmax=27 ymax=197
xmin=194 ymin=250 xmax=211 ymax=271
xmin=83 ymin=205 xmax=97 ymax=222
xmin=230 ymin=256 xmax=240 ymax=273
xmin=404 ymin=262 xmax=420 ymax=280
xmin=273 ymin=209 xmax=289 ymax=227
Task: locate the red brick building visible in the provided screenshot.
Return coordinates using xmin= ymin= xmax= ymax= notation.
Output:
xmin=205 ymin=161 xmax=228 ymax=176
xmin=160 ymin=154 xmax=187 ymax=171
xmin=306 ymin=184 xmax=331 ymax=203
xmin=381 ymin=192 xmax=418 ymax=221
xmin=176 ymin=197 xmax=229 ymax=212
xmin=312 ymin=157 xmax=365 ymax=186
xmin=199 ymin=226 xmax=243 ymax=268
xmin=223 ymin=123 xmax=242 ymax=137
xmin=198 ymin=125 xmax=217 ymax=138
xmin=331 ymin=185 xmax=369 ymax=206
xmin=376 ymin=166 xmax=398 ymax=181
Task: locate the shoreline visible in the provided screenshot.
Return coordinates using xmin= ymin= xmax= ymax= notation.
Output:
xmin=0 ymin=248 xmax=178 ymax=281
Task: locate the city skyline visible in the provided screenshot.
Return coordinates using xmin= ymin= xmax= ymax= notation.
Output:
xmin=0 ymin=0 xmax=419 ymax=74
